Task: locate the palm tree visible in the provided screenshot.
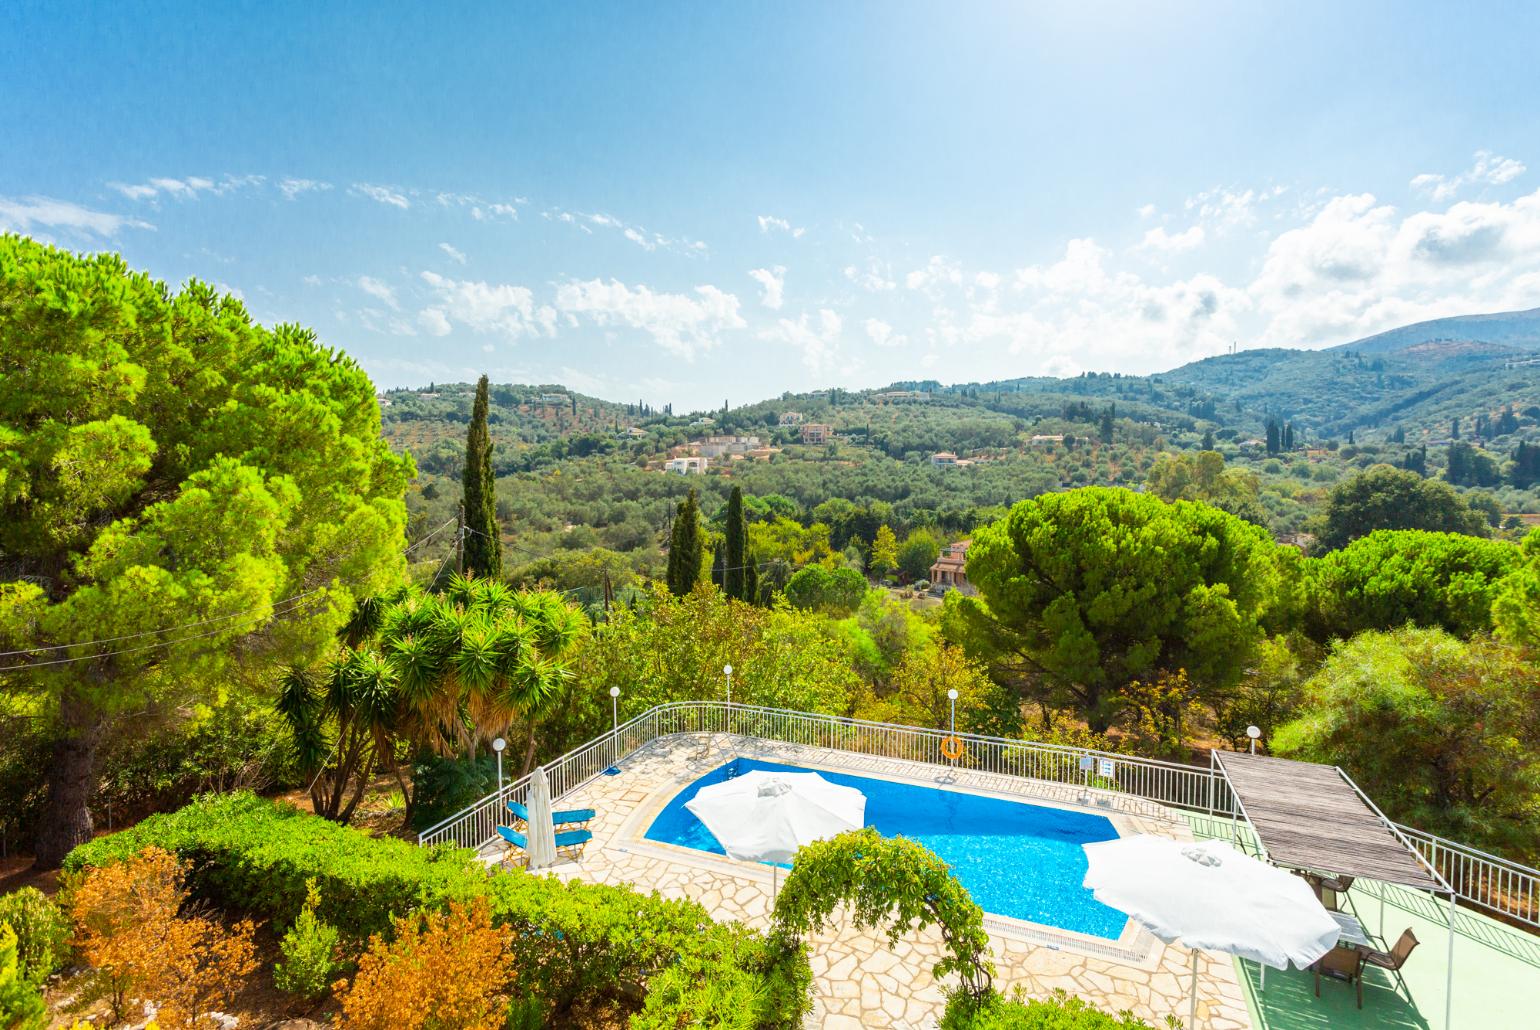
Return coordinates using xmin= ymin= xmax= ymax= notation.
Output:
xmin=278 ymin=576 xmax=584 ymax=824
xmin=377 ymin=575 xmax=584 ymax=769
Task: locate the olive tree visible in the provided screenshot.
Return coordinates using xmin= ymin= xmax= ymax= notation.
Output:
xmin=0 ymin=238 xmax=410 ymax=865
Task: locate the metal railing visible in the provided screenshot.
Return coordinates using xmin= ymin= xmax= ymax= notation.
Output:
xmin=415 ymin=700 xmax=1540 ymax=934
xmin=417 ymin=701 xmax=1230 ymax=847
xmin=1397 ymin=824 xmax=1540 ymax=931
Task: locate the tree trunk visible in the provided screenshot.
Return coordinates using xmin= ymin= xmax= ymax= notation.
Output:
xmin=34 ymin=687 xmax=104 ymax=869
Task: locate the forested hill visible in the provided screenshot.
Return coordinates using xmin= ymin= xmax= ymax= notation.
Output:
xmin=382 ymin=310 xmax=1540 ymax=466
xmin=1328 ymin=306 xmax=1540 ymax=354
xmin=945 ymin=307 xmax=1540 ymax=441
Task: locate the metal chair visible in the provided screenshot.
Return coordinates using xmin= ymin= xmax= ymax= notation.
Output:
xmin=1359 ymin=928 xmax=1420 ymax=1001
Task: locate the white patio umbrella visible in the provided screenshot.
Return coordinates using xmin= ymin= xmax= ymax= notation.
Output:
xmin=1083 ymin=835 xmax=1340 ymax=1028
xmin=685 ymin=770 xmax=866 ymax=895
xmin=525 ymin=765 xmax=559 ymax=871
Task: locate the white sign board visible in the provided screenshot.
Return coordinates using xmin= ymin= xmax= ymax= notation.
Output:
xmin=1098 ymin=758 xmax=1116 ymax=780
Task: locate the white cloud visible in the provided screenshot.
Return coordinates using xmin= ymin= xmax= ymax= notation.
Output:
xmin=109 ymin=174 xmax=263 ymax=201
xmin=112 ymin=183 xmax=159 ymax=201
xmin=438 ymin=242 xmax=467 ymax=264
xmin=279 ymin=178 xmax=331 ymax=199
xmin=0 ymin=195 xmax=152 ymax=236
xmin=1411 ymin=149 xmax=1526 ymax=202
xmin=1249 ymin=186 xmax=1540 ymax=345
xmin=748 ymin=266 xmax=786 ymax=310
xmin=1137 ymin=224 xmax=1206 ymax=254
xmin=419 ymin=270 xmax=549 ymax=338
xmin=864 ymin=318 xmax=905 ymax=348
xmin=418 ymin=308 xmax=453 ymax=336
xmin=844 ymin=260 xmax=896 ymax=292
xmin=905 ymin=255 xmax=965 ymax=294
xmin=555 ymin=278 xmax=745 ymax=358
xmin=354 ymin=183 xmax=411 ymax=209
xmin=1138 ymin=203 xmax=1158 ymax=219
xmin=357 ymin=275 xmax=399 ymax=309
xmin=757 ymin=214 xmax=805 ymax=238
xmin=543 ymin=207 xmax=707 ymax=254
xmin=760 ymin=309 xmax=845 ymax=375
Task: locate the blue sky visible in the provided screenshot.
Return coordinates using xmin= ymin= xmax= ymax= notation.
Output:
xmin=4 ymin=1 xmax=1540 ymax=411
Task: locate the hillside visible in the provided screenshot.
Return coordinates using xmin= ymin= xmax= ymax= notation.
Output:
xmin=1328 ymin=307 xmax=1540 ymax=354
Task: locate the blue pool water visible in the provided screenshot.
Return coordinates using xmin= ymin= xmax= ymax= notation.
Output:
xmin=644 ymin=757 xmax=1129 ymax=939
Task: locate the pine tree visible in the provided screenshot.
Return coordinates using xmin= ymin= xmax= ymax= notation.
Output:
xmin=1265 ymin=419 xmax=1280 ymax=455
xmin=1201 ymin=428 xmax=1215 ymax=450
xmin=666 ymin=489 xmax=703 ymax=597
xmin=1284 ymin=423 xmax=1295 ymax=451
xmin=461 ymin=375 xmax=502 ymax=578
xmin=723 ymin=486 xmax=752 ymax=601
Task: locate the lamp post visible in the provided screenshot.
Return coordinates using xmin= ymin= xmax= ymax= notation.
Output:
xmin=947 ymin=688 xmax=958 ymax=737
xmin=492 ymin=737 xmax=507 ymax=796
xmin=723 ymin=663 xmax=733 ymax=734
xmin=1246 ymin=725 xmax=1262 ymax=754
xmin=605 ymin=686 xmax=623 ymax=776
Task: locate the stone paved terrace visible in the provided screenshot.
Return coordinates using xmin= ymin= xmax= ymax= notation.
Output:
xmin=479 ymin=733 xmax=1253 ymax=1029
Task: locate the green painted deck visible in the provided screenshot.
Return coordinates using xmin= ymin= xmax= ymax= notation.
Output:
xmin=1186 ymin=816 xmax=1540 ymax=1029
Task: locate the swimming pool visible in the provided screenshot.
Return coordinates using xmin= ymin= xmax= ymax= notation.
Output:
xmin=644 ymin=757 xmax=1129 ymax=939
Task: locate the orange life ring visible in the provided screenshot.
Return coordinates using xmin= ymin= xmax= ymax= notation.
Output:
xmin=940 ymin=735 xmax=965 ymax=761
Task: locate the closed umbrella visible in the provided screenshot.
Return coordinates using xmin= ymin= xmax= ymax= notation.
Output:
xmin=525 ymin=765 xmax=558 ymax=871
xmin=1083 ymin=835 xmax=1340 ymax=1028
xmin=685 ymin=770 xmax=866 ymax=894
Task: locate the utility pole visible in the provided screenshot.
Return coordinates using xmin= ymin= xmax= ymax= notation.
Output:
xmin=456 ymin=501 xmax=465 ymax=575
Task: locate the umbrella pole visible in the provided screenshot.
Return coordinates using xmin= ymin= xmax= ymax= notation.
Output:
xmin=1189 ymin=946 xmax=1199 ymax=1029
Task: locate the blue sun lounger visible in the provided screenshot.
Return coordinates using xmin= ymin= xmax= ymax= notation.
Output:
xmin=506 ymin=798 xmax=596 ymax=828
xmin=495 ymin=824 xmax=593 ymax=866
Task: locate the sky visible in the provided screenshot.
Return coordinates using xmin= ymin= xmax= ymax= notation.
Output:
xmin=4 ymin=1 xmax=1540 ymax=411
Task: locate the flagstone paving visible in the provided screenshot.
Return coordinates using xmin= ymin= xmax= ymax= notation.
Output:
xmin=483 ymin=733 xmax=1251 ymax=1030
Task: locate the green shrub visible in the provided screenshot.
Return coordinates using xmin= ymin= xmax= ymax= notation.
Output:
xmin=409 ymin=752 xmax=497 ymax=832
xmin=273 ymin=879 xmax=344 ymax=1000
xmin=0 ymin=923 xmax=47 ymax=1030
xmin=64 ymin=792 xmax=487 ymax=939
xmin=0 ymin=887 xmax=70 ymax=984
xmin=65 ymin=792 xmax=811 ymax=1029
xmin=940 ymin=988 xmax=1161 ymax=1029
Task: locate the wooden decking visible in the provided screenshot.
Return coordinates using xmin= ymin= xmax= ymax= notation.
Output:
xmin=1215 ymin=751 xmax=1444 ymax=891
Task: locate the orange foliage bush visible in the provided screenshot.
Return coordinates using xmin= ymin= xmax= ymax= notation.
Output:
xmin=67 ymin=845 xmax=258 ymax=1028
xmin=335 ymin=900 xmax=516 ymax=1030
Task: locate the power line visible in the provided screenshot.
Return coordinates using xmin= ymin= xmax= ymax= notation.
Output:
xmin=0 ymin=591 xmax=330 ymax=672
xmin=0 ymin=518 xmax=458 ymax=670
xmin=0 ymin=513 xmax=843 ymax=671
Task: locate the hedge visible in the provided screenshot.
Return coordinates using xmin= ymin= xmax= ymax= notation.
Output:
xmin=65 ymin=792 xmax=810 ymax=1027
xmin=941 ymin=989 xmax=1159 ymax=1029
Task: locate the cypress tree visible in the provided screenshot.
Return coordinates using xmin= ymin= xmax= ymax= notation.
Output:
xmin=724 ymin=486 xmax=751 ymax=601
xmin=666 ymin=489 xmax=703 ymax=596
xmin=461 ymin=375 xmax=502 ymax=578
